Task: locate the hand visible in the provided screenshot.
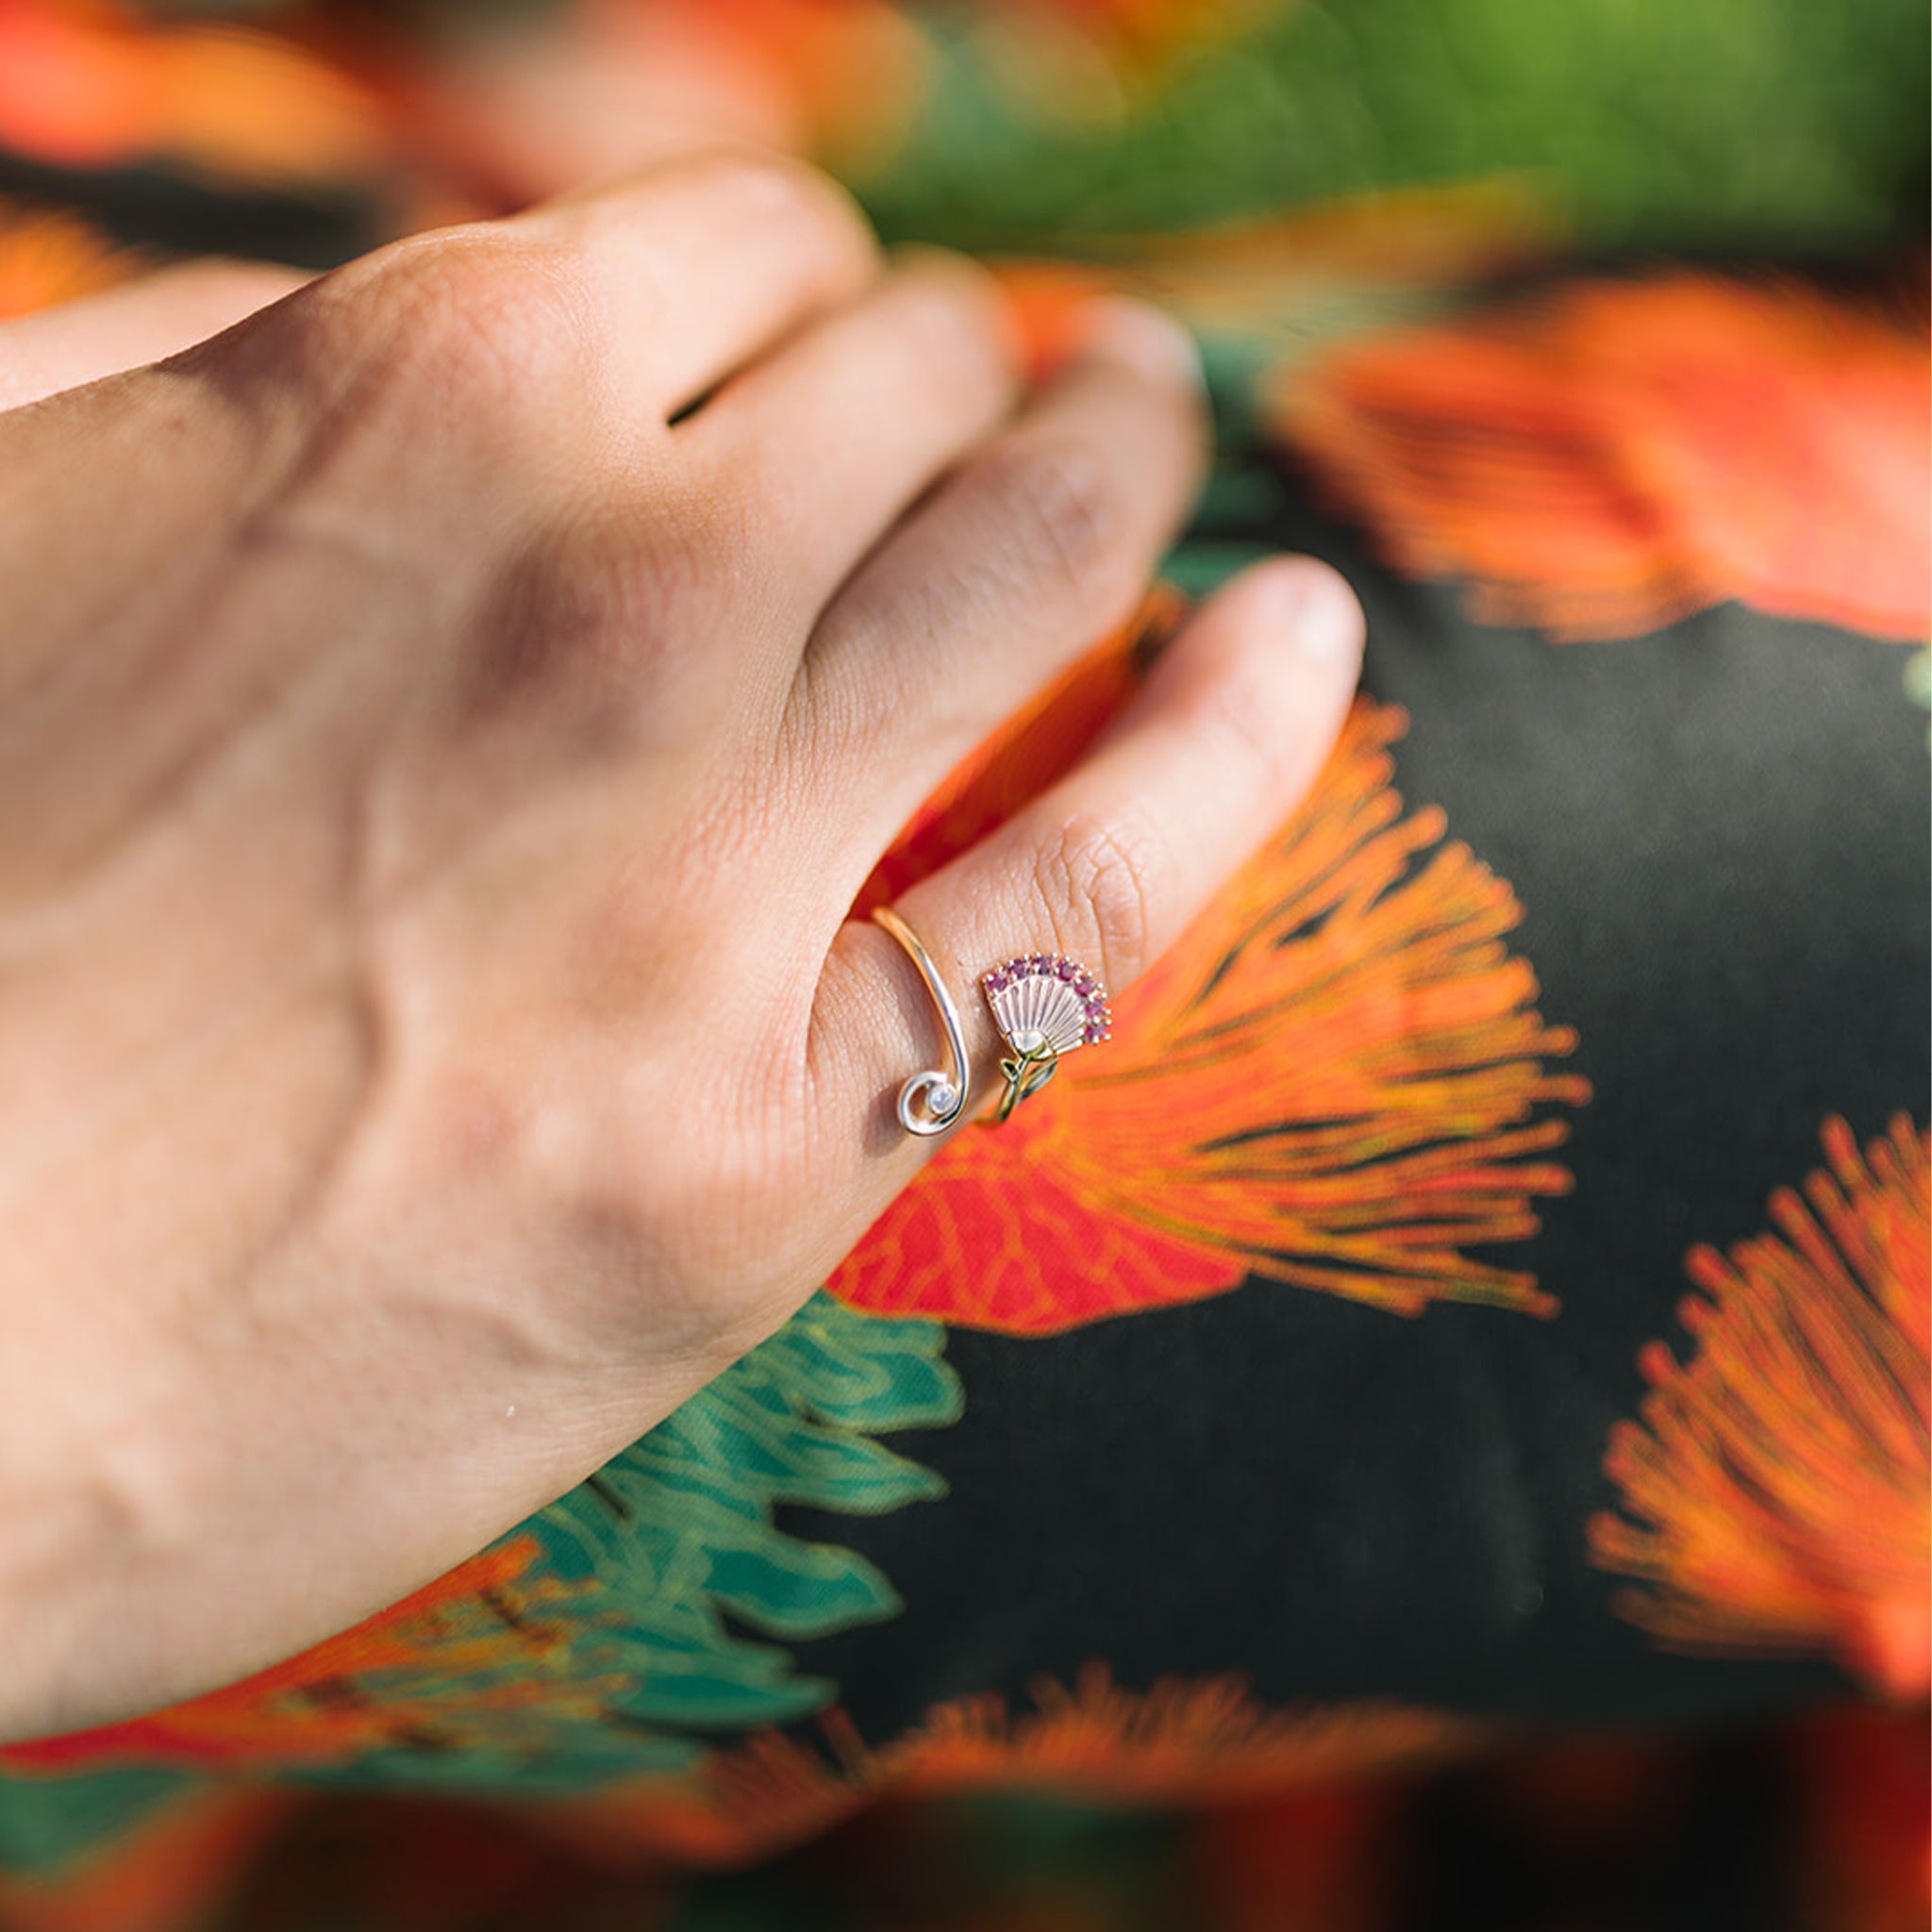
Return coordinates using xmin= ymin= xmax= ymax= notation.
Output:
xmin=0 ymin=150 xmax=1363 ymax=1739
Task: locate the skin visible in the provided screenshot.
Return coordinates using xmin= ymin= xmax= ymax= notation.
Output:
xmin=0 ymin=149 xmax=1363 ymax=1742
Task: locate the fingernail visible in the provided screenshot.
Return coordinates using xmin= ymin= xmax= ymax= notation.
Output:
xmin=1265 ymin=558 xmax=1364 ymax=667
xmin=1075 ymin=297 xmax=1204 ymax=391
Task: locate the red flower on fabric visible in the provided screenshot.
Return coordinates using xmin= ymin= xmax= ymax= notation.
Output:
xmin=1589 ymin=1116 xmax=1931 ymax=1700
xmin=838 ymin=638 xmax=1589 ymax=1334
xmin=1273 ymin=270 xmax=1931 ymax=644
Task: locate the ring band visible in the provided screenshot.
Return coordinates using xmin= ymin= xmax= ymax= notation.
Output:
xmin=872 ymin=907 xmax=970 ymax=1136
xmin=873 ymin=909 xmax=1113 ymax=1135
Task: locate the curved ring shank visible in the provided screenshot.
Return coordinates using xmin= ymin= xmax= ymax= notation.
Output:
xmin=871 ymin=907 xmax=971 ymax=1136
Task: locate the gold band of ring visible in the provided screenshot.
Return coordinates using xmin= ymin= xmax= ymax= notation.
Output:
xmin=871 ymin=907 xmax=970 ymax=1136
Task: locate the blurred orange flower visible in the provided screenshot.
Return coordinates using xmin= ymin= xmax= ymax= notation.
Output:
xmin=839 ymin=648 xmax=1588 ymax=1334
xmin=0 ymin=195 xmax=130 ymax=318
xmin=1274 ymin=271 xmax=1932 ymax=643
xmin=0 ymin=0 xmax=383 ymax=187
xmin=1589 ymin=1115 xmax=1931 ymax=1700
xmin=563 ymin=1669 xmax=1478 ymax=1865
xmin=1027 ymin=0 xmax=1275 ymax=53
xmin=972 ymin=0 xmax=1282 ymax=123
xmin=391 ymin=0 xmax=927 ymax=210
xmin=868 ymin=1667 xmax=1479 ymax=1803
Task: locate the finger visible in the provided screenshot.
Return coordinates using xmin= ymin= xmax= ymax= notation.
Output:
xmin=811 ymin=557 xmax=1366 ymax=1170
xmin=676 ymin=249 xmax=1024 ymax=636
xmin=517 ymin=144 xmax=880 ymax=421
xmin=0 ymin=259 xmax=308 ymax=412
xmin=791 ymin=297 xmax=1207 ymax=862
xmin=35 ymin=148 xmax=883 ymax=647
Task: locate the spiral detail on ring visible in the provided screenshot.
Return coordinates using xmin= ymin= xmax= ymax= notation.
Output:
xmin=897 ymin=1067 xmax=965 ymax=1137
xmin=872 ymin=907 xmax=971 ymax=1138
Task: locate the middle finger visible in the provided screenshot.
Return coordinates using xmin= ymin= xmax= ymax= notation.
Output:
xmin=790 ymin=298 xmax=1208 ymax=867
xmin=675 ymin=250 xmax=1023 ymax=645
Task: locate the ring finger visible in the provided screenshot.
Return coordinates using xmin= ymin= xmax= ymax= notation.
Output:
xmin=810 ymin=557 xmax=1366 ymax=1175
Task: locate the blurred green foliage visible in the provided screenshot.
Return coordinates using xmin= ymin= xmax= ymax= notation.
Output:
xmin=860 ymin=0 xmax=1930 ymax=249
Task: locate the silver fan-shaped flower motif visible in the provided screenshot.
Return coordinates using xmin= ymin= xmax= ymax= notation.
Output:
xmin=980 ymin=954 xmax=1110 ymax=1119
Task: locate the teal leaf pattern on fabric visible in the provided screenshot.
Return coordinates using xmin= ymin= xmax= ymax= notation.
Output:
xmin=526 ymin=1292 xmax=963 ymax=1736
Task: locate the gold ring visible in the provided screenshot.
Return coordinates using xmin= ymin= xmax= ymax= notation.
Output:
xmin=872 ymin=910 xmax=1113 ymax=1134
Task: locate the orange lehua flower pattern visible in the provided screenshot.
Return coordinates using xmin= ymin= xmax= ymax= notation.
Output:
xmin=1588 ymin=1116 xmax=1931 ymax=1701
xmin=837 ymin=677 xmax=1590 ymax=1333
xmin=865 ymin=1667 xmax=1482 ymax=1803
xmin=558 ymin=1670 xmax=1482 ymax=1866
xmin=0 ymin=1536 xmax=615 ymax=1774
xmin=1271 ymin=270 xmax=1932 ymax=644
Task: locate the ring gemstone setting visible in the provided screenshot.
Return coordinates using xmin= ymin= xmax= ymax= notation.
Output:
xmin=982 ymin=953 xmax=1109 ymax=1121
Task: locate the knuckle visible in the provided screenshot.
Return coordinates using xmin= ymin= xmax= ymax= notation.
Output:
xmin=1034 ymin=808 xmax=1165 ymax=985
xmin=690 ymin=142 xmax=840 ymax=215
xmin=279 ymin=225 xmax=603 ymax=455
xmin=692 ymin=143 xmax=874 ymax=258
xmin=888 ymin=256 xmax=1014 ymax=383
xmin=630 ymin=143 xmax=875 ymax=291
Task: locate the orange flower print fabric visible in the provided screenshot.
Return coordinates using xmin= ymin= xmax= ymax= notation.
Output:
xmin=0 ymin=0 xmax=1925 ymax=1922
xmin=550 ymin=1673 xmax=1483 ymax=1868
xmin=835 ymin=692 xmax=1589 ymax=1333
xmin=1274 ymin=270 xmax=1932 ymax=645
xmin=1589 ymin=1116 xmax=1931 ymax=1701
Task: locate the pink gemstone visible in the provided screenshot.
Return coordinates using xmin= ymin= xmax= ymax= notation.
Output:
xmin=1057 ymin=959 xmax=1077 ymax=980
xmin=1082 ymin=1023 xmax=1104 ymax=1045
xmin=986 ymin=970 xmax=1008 ymax=992
xmin=1072 ymin=972 xmax=1094 ymax=994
